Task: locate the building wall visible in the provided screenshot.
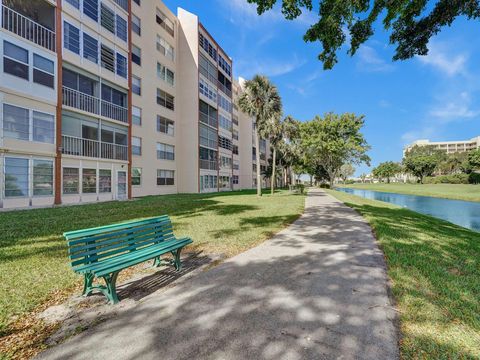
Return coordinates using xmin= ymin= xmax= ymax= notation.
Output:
xmin=405 ymin=137 xmax=480 ymax=155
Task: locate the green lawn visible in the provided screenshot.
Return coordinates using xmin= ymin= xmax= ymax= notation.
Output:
xmin=326 ymin=189 xmax=480 ymax=359
xmin=0 ymin=190 xmax=305 ymax=335
xmin=337 ymin=183 xmax=480 ymax=202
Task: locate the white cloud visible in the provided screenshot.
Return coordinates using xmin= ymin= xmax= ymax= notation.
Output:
xmin=417 ymin=42 xmax=468 ymax=77
xmin=378 ymin=99 xmax=391 ymax=108
xmin=356 ymin=45 xmax=394 ymax=72
xmin=236 ymin=55 xmax=306 ymax=78
xmin=429 ymin=92 xmax=479 ymax=121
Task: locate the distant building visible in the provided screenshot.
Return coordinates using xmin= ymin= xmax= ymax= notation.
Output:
xmin=404 ymin=136 xmax=480 ymax=156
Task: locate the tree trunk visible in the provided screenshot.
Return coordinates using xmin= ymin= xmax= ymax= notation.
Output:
xmin=271 ymin=147 xmax=276 ymax=195
xmin=309 ymin=175 xmax=313 ymax=186
xmin=255 ymin=125 xmax=262 ymax=197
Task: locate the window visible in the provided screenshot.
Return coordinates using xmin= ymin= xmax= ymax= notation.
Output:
xmin=33 ymin=54 xmax=54 ymax=88
xmin=132 ymin=136 xmax=142 ymax=155
xmin=114 ymin=0 xmax=128 ymax=11
xmin=82 ymin=168 xmax=96 ymax=193
xmin=83 ymin=33 xmax=98 ymax=63
xmin=233 ymin=175 xmax=239 ymax=185
xmin=199 ymin=100 xmax=217 ymax=128
xmin=83 ymin=0 xmax=98 ymax=21
xmin=199 ymin=54 xmax=217 ymax=84
xmin=116 ymin=15 xmax=127 ymax=42
xmin=156 ymin=35 xmax=174 ymax=61
xmin=101 ymin=44 xmax=115 ymax=72
xmin=132 ymin=106 xmax=141 ymax=125
xmin=33 ymin=160 xmax=53 ymax=196
xmin=132 ymin=76 xmax=141 ymax=95
xmin=132 ymin=14 xmax=141 ymax=35
xmin=233 ymin=145 xmax=239 ymax=155
xmin=132 ymin=45 xmax=141 ymax=65
xmin=157 ymin=170 xmax=174 ymax=185
xmin=233 ymin=161 xmax=240 ymax=170
xmin=199 ymin=78 xmax=217 ymax=102
xmin=157 ymin=63 xmax=174 ymax=86
xmin=63 ymin=167 xmax=79 ymax=194
xmin=199 ymin=147 xmax=218 ymax=170
xmin=219 ymin=136 xmax=232 ymax=150
xmin=133 ymin=0 xmax=140 ymax=5
xmin=156 ymin=9 xmax=174 ymax=37
xmin=200 ymin=174 xmax=218 ymax=190
xmin=99 ymin=169 xmax=112 ymax=193
xmin=62 ymin=68 xmax=96 ymax=95
xmin=33 ymin=111 xmax=54 ymax=143
xmin=116 ymin=53 xmax=127 ymax=78
xmin=132 ymin=168 xmax=141 ymax=185
xmin=4 ymin=158 xmax=29 ymax=197
xmin=157 ymin=116 xmax=174 ymax=136
xmin=219 ymin=114 xmax=232 ymax=131
xmin=221 ymin=156 xmax=232 ymax=168
xmin=219 ymin=176 xmax=231 ymax=189
xmin=101 ymin=4 xmax=115 ymax=33
xmin=218 ymin=94 xmax=232 ymax=113
xmin=157 ymin=143 xmax=174 ymax=160
xmin=199 ymin=124 xmax=217 ymax=149
xmin=2 ymin=104 xmax=29 ymax=140
xmin=63 ymin=22 xmax=80 ymax=54
xmin=3 ymin=41 xmax=29 ymax=80
xmin=218 ymin=54 xmax=232 ymax=76
xmin=199 ymin=33 xmax=217 ymax=61
xmin=101 ymin=84 xmax=127 ymax=107
xmin=233 ymin=130 xmax=239 ymax=140
xmin=156 ymin=89 xmax=174 ymax=110
xmin=65 ymin=0 xmax=80 ymax=8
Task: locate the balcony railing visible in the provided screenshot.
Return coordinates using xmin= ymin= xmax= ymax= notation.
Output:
xmin=200 ymin=159 xmax=218 ymax=171
xmin=217 ymin=81 xmax=232 ymax=98
xmin=1 ymin=5 xmax=55 ymax=52
xmin=63 ymin=87 xmax=128 ymax=123
xmin=62 ymin=135 xmax=128 ymax=161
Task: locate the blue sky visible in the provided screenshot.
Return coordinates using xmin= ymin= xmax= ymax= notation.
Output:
xmin=163 ymin=0 xmax=480 ymax=175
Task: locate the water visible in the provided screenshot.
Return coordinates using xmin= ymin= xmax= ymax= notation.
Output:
xmin=336 ymin=187 xmax=480 ymax=232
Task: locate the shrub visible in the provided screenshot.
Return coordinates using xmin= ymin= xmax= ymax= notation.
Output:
xmin=424 ymin=174 xmax=469 ymax=184
xmin=295 ymin=184 xmax=305 ymax=194
xmin=469 ymin=172 xmax=480 ymax=184
xmin=319 ymin=183 xmax=331 ymax=189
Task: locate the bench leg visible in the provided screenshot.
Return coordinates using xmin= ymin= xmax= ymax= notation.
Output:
xmin=82 ymin=273 xmax=95 ymax=297
xmin=102 ymin=271 xmax=120 ymax=304
xmin=172 ymin=248 xmax=183 ymax=271
xmin=153 ymin=256 xmax=162 ymax=268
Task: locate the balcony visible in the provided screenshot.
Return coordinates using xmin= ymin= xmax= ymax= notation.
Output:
xmin=217 ymin=81 xmax=232 ymax=98
xmin=200 ymin=160 xmax=218 ymax=171
xmin=1 ymin=3 xmax=56 ymax=52
xmin=62 ymin=135 xmax=128 ymax=161
xmin=63 ymin=86 xmax=128 ymax=123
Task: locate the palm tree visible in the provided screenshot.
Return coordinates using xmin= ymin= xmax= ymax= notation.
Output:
xmin=266 ymin=115 xmax=283 ymax=194
xmin=238 ymin=75 xmax=282 ymax=197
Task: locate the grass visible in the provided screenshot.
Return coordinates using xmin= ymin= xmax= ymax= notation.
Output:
xmin=0 ymin=189 xmax=305 ymax=335
xmin=336 ymin=183 xmax=480 ymax=202
xmin=326 ymin=189 xmax=480 ymax=359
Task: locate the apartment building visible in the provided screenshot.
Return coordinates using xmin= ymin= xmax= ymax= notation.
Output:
xmin=0 ymin=0 xmax=267 ymax=209
xmin=404 ymin=136 xmax=480 ymax=156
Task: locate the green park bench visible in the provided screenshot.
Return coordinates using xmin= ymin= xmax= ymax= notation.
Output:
xmin=64 ymin=215 xmax=193 ymax=304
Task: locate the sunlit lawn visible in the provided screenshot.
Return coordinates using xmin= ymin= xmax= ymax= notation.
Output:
xmin=337 ymin=183 xmax=480 ymax=202
xmin=327 ymin=189 xmax=480 ymax=359
xmin=0 ymin=189 xmax=305 ymax=335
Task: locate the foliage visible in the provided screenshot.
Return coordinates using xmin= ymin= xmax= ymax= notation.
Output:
xmin=328 ymin=189 xmax=480 ymax=359
xmin=424 ymin=173 xmax=469 ymax=184
xmin=0 ymin=190 xmax=305 ymax=335
xmin=245 ymin=0 xmax=480 ymax=69
xmin=318 ymin=183 xmax=331 ymax=189
xmin=339 ymin=164 xmax=355 ymax=182
xmin=238 ymin=75 xmax=282 ymax=196
xmin=372 ymin=161 xmax=403 ymax=183
xmin=468 ymin=149 xmax=480 ymax=169
xmin=403 ymin=145 xmax=445 ymax=183
xmin=468 ymin=172 xmax=480 ymax=184
xmin=299 ymin=113 xmax=370 ymax=187
xmin=295 ymin=184 xmax=305 ymax=194
xmin=438 ymin=152 xmax=471 ymax=175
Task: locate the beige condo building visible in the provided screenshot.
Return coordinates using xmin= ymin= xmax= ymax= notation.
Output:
xmin=0 ymin=0 xmax=270 ymax=210
xmin=404 ymin=136 xmax=480 ymax=155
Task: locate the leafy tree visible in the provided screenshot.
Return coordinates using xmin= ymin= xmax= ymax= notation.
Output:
xmin=468 ymin=149 xmax=480 ymax=170
xmin=245 ymin=0 xmax=480 ymax=69
xmin=438 ymin=152 xmax=471 ymax=174
xmin=300 ymin=113 xmax=370 ymax=188
xmin=372 ymin=161 xmax=403 ymax=183
xmin=403 ymin=145 xmax=444 ymax=183
xmin=339 ymin=164 xmax=355 ymax=183
xmin=238 ymin=75 xmax=282 ymax=196
xmin=360 ymin=173 xmax=367 ymax=183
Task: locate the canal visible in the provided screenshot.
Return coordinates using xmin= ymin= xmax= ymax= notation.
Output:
xmin=336 ymin=188 xmax=480 ymax=232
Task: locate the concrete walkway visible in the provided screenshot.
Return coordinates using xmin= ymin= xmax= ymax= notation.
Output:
xmin=37 ymin=189 xmax=399 ymax=360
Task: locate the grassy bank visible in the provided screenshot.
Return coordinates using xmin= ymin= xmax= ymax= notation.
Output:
xmin=326 ymin=189 xmax=480 ymax=359
xmin=337 ymin=183 xmax=480 ymax=202
xmin=0 ymin=190 xmax=305 ymax=335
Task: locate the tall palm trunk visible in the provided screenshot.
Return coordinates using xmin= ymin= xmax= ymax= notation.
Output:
xmin=271 ymin=147 xmax=276 ymax=195
xmin=255 ymin=124 xmax=262 ymax=197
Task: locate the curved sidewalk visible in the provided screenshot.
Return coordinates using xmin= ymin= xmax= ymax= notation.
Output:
xmin=38 ymin=189 xmax=399 ymax=360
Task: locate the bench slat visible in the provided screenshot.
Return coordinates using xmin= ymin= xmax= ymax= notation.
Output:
xmin=68 ymin=226 xmax=174 ymax=258
xmin=73 ymin=237 xmax=192 ymax=275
